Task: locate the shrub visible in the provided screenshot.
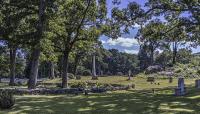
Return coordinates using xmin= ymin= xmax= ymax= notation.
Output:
xmin=70 ymin=82 xmax=87 ymax=88
xmin=67 ymin=73 xmax=75 ymax=79
xmin=76 ymin=66 xmax=86 ymax=75
xmin=0 ymin=90 xmax=15 ymax=109
xmin=82 ymin=70 xmax=92 ymax=76
xmin=147 ymin=77 xmax=155 ymax=82
xmin=145 ymin=65 xmax=163 ymax=74
xmin=197 ymin=69 xmax=200 ymax=75
xmin=91 ymin=76 xmax=98 ymax=80
xmin=117 ymin=72 xmax=123 ymax=76
xmin=167 ymin=63 xmax=174 ymax=67
xmin=175 ymin=68 xmax=182 ymax=73
xmin=95 ymin=82 xmax=104 ymax=88
xmin=75 ymin=75 xmax=81 ymax=80
xmin=106 ymin=72 xmax=112 ymax=76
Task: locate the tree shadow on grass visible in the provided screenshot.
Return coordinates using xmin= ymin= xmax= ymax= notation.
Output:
xmin=1 ymin=87 xmax=200 ymax=114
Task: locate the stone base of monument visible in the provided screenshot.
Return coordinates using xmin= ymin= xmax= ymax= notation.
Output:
xmin=195 ymin=80 xmax=200 ymax=88
xmin=76 ymin=76 xmax=81 ymax=80
xmin=127 ymin=77 xmax=131 ymax=81
xmin=91 ymin=76 xmax=98 ymax=80
xmin=175 ymin=78 xmax=186 ymax=96
xmin=169 ymin=77 xmax=173 ymax=83
xmin=174 ymin=87 xmax=186 ymax=96
xmin=147 ymin=77 xmax=155 ymax=82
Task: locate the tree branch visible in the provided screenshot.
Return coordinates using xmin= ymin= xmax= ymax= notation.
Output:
xmin=71 ymin=0 xmax=92 ymax=45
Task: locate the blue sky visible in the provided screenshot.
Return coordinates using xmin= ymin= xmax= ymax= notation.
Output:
xmin=100 ymin=0 xmax=200 ymax=54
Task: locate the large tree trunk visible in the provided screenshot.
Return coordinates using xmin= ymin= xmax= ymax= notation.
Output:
xmin=24 ymin=54 xmax=32 ymax=79
xmin=172 ymin=42 xmax=178 ymax=64
xmin=61 ymin=50 xmax=70 ymax=88
xmin=73 ymin=54 xmax=80 ymax=78
xmin=49 ymin=61 xmax=55 ymax=79
xmin=9 ymin=47 xmax=16 ymax=86
xmin=28 ymin=48 xmax=40 ymax=89
xmin=28 ymin=0 xmax=46 ymax=89
xmin=92 ymin=55 xmax=98 ymax=80
xmin=150 ymin=48 xmax=154 ymax=65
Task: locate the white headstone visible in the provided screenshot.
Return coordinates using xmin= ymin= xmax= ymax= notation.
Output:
xmin=195 ymin=80 xmax=200 ymax=88
xmin=178 ymin=78 xmax=185 ymax=94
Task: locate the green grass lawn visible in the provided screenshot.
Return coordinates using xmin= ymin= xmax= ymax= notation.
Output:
xmin=1 ymin=88 xmax=200 ymax=114
xmin=44 ymin=75 xmax=197 ymax=90
xmin=1 ymin=75 xmax=200 ymax=114
xmin=1 ymin=74 xmax=197 ymax=90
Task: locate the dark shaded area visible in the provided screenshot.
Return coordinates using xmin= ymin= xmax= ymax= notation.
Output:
xmin=1 ymin=87 xmax=200 ymax=114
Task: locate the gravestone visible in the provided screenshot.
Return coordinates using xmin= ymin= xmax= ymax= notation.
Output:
xmin=84 ymin=89 xmax=89 ymax=95
xmin=195 ymin=80 xmax=200 ymax=88
xmin=147 ymin=77 xmax=155 ymax=82
xmin=175 ymin=78 xmax=185 ymax=96
xmin=127 ymin=70 xmax=131 ymax=80
xmin=169 ymin=76 xmax=173 ymax=83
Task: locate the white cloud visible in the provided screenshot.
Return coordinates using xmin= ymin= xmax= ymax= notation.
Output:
xmin=133 ymin=23 xmax=140 ymax=28
xmin=106 ymin=37 xmax=138 ymax=48
xmin=101 ymin=40 xmax=106 ymax=44
xmin=124 ymin=49 xmax=139 ymax=54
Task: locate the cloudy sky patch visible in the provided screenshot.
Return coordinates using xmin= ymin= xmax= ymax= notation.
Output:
xmin=124 ymin=49 xmax=139 ymax=54
xmin=100 ymin=28 xmax=140 ymax=54
xmin=105 ymin=37 xmax=139 ymax=48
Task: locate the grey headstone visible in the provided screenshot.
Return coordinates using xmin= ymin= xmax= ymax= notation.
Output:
xmin=169 ymin=77 xmax=173 ymax=83
xmin=175 ymin=78 xmax=185 ymax=96
xmin=178 ymin=78 xmax=185 ymax=93
xmin=195 ymin=80 xmax=200 ymax=88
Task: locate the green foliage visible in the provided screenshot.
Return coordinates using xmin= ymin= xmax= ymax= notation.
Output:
xmin=95 ymin=82 xmax=104 ymax=88
xmin=117 ymin=72 xmax=123 ymax=76
xmin=177 ymin=48 xmax=192 ymax=64
xmin=155 ymin=50 xmax=172 ymax=66
xmin=0 ymin=0 xmax=200 ymax=89
xmin=105 ymin=49 xmax=138 ymax=75
xmin=175 ymin=68 xmax=182 ymax=73
xmin=70 ymin=82 xmax=87 ymax=88
xmin=197 ymin=69 xmax=200 ymax=75
xmin=76 ymin=66 xmax=87 ymax=75
xmin=75 ymin=75 xmax=81 ymax=80
xmin=0 ymin=53 xmax=9 ymax=77
xmin=82 ymin=70 xmax=92 ymax=76
xmin=68 ymin=73 xmax=75 ymax=79
xmin=0 ymin=90 xmax=15 ymax=109
xmin=191 ymin=56 xmax=200 ymax=66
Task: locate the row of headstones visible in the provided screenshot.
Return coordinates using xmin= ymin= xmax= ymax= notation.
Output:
xmin=146 ymin=77 xmax=200 ymax=96
xmin=175 ymin=78 xmax=200 ymax=96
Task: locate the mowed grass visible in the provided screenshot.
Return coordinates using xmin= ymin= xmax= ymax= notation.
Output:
xmin=1 ymin=74 xmax=197 ymax=90
xmin=44 ymin=75 xmax=197 ymax=90
xmin=1 ymin=88 xmax=200 ymax=114
xmin=0 ymin=83 xmax=26 ymax=89
xmin=1 ymin=75 xmax=200 ymax=114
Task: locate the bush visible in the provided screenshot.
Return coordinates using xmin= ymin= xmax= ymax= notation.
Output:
xmin=76 ymin=66 xmax=86 ymax=75
xmin=117 ymin=72 xmax=123 ymax=76
xmin=175 ymin=68 xmax=182 ymax=73
xmin=67 ymin=73 xmax=75 ymax=79
xmin=197 ymin=69 xmax=200 ymax=75
xmin=145 ymin=65 xmax=163 ymax=74
xmin=82 ymin=70 xmax=92 ymax=76
xmin=91 ymin=76 xmax=98 ymax=80
xmin=106 ymin=72 xmax=112 ymax=76
xmin=95 ymin=82 xmax=104 ymax=88
xmin=147 ymin=77 xmax=155 ymax=82
xmin=70 ymin=82 xmax=87 ymax=88
xmin=75 ymin=75 xmax=81 ymax=80
xmin=0 ymin=90 xmax=15 ymax=109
